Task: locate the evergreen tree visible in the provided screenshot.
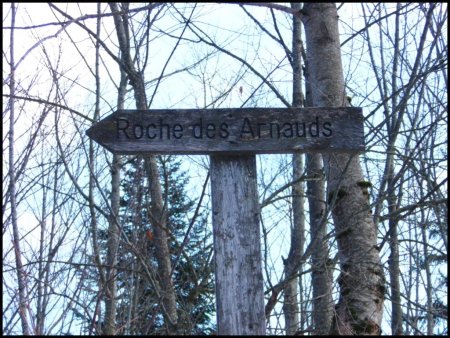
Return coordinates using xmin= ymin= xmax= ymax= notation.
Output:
xmin=113 ymin=155 xmax=215 ymax=334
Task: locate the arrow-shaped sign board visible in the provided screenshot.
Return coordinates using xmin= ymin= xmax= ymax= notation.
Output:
xmin=86 ymin=107 xmax=364 ymax=155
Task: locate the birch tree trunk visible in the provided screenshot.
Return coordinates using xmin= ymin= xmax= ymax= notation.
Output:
xmin=305 ymin=67 xmax=333 ymax=336
xmin=302 ymin=3 xmax=385 ymax=335
xmin=210 ymin=155 xmax=265 ymax=335
xmin=301 ymin=9 xmax=334 ymax=333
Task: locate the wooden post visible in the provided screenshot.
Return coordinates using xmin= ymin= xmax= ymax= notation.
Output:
xmin=210 ymin=155 xmax=265 ymax=335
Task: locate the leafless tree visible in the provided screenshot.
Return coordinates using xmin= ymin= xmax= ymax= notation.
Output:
xmin=3 ymin=3 xmax=447 ymax=336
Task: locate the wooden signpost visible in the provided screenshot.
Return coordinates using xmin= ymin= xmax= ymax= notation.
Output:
xmin=86 ymin=107 xmax=364 ymax=335
xmin=86 ymin=107 xmax=364 ymax=154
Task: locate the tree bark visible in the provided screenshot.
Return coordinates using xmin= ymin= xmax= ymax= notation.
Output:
xmin=144 ymin=157 xmax=178 ymax=330
xmin=302 ymin=3 xmax=385 ymax=335
xmin=103 ymin=72 xmax=125 ymax=334
xmin=302 ymin=18 xmax=334 ymax=333
xmin=103 ymin=4 xmax=121 ymax=334
xmin=104 ymin=154 xmax=121 ymax=335
xmin=210 ymin=155 xmax=265 ymax=335
xmin=307 ymin=153 xmax=333 ymax=335
xmin=110 ymin=3 xmax=178 ymax=332
xmin=387 ymin=164 xmax=402 ymax=335
xmin=283 ymin=153 xmax=304 ymax=335
xmin=282 ymin=4 xmax=305 ymax=335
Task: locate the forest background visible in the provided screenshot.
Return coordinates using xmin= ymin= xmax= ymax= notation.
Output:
xmin=2 ymin=2 xmax=447 ymax=335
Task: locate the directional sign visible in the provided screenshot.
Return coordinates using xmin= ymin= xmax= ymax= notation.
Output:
xmin=86 ymin=107 xmax=364 ymax=154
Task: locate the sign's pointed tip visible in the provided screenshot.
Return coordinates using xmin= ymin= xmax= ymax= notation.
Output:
xmin=86 ymin=124 xmax=104 ymax=144
xmin=86 ymin=126 xmax=97 ymax=140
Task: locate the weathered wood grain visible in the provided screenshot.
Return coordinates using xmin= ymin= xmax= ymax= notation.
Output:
xmin=86 ymin=107 xmax=364 ymax=154
xmin=210 ymin=154 xmax=266 ymax=335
